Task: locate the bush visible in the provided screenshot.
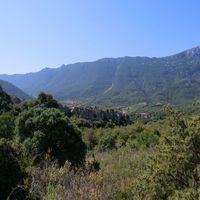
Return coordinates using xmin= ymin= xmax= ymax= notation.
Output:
xmin=98 ymin=133 xmax=116 ymax=151
xmin=134 ymin=108 xmax=200 ymax=199
xmin=0 ymin=113 xmax=15 ymax=140
xmin=83 ymin=122 xmax=161 ymax=151
xmin=15 ymin=108 xmax=86 ymax=166
xmin=0 ymin=139 xmax=24 ymax=199
xmin=38 ymin=92 xmax=60 ymax=108
xmin=83 ymin=129 xmax=98 ymax=150
xmin=136 ymin=129 xmax=159 ymax=148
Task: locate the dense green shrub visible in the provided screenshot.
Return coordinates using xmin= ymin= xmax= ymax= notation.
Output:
xmin=0 ymin=113 xmax=15 ymax=139
xmin=37 ymin=92 xmax=60 ymax=108
xmin=134 ymin=108 xmax=200 ymax=199
xmin=98 ymin=133 xmax=116 ymax=151
xmin=15 ymin=108 xmax=86 ymax=165
xmin=135 ymin=129 xmax=160 ymax=148
xmin=12 ymin=93 xmax=62 ymax=115
xmin=83 ymin=121 xmax=161 ymax=151
xmin=0 ymin=139 xmax=24 ymax=199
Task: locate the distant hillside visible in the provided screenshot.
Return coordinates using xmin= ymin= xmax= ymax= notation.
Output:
xmin=1 ymin=46 xmax=200 ymax=106
xmin=0 ymin=80 xmax=31 ymax=100
xmin=0 ymin=84 xmax=13 ymax=113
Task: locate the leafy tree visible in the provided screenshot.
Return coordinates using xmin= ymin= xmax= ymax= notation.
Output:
xmin=135 ymin=107 xmax=200 ymax=199
xmin=13 ymin=99 xmax=38 ymax=113
xmin=0 ymin=139 xmax=24 ymax=199
xmin=15 ymin=108 xmax=86 ymax=165
xmin=37 ymin=92 xmax=60 ymax=108
xmin=0 ymin=113 xmax=15 ymax=140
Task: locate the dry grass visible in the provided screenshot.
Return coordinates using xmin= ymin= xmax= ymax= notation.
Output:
xmin=29 ymin=148 xmax=152 ymax=200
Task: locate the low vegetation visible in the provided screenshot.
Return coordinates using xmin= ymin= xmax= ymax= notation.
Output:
xmin=0 ymin=88 xmax=200 ymax=199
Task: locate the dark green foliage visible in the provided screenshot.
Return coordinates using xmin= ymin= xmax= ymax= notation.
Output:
xmin=2 ymin=83 xmax=200 ymax=199
xmin=38 ymin=92 xmax=60 ymax=108
xmin=12 ymin=99 xmax=38 ymax=115
xmin=12 ymin=92 xmax=67 ymax=117
xmin=0 ymin=113 xmax=15 ymax=139
xmin=72 ymin=117 xmax=121 ymax=129
xmin=83 ymin=122 xmax=160 ymax=151
xmin=0 ymin=139 xmax=24 ymax=200
xmin=15 ymin=108 xmax=86 ymax=165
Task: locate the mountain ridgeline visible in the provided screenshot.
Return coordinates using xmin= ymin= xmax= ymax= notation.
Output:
xmin=1 ymin=46 xmax=200 ymax=106
xmin=0 ymin=80 xmax=31 ymax=100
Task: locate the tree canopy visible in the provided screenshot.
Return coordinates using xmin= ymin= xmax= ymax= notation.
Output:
xmin=134 ymin=108 xmax=200 ymax=199
xmin=15 ymin=108 xmax=86 ymax=165
xmin=0 ymin=139 xmax=24 ymax=199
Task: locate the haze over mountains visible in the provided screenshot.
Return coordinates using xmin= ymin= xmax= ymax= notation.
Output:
xmin=0 ymin=80 xmax=31 ymax=100
xmin=1 ymin=46 xmax=200 ymax=106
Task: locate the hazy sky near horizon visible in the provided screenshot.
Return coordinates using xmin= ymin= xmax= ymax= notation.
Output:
xmin=0 ymin=0 xmax=200 ymax=74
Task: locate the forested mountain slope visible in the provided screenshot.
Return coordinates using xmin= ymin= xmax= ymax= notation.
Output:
xmin=0 ymin=80 xmax=31 ymax=100
xmin=1 ymin=46 xmax=200 ymax=106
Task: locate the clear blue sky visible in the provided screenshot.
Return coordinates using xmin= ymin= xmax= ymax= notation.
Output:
xmin=0 ymin=0 xmax=200 ymax=74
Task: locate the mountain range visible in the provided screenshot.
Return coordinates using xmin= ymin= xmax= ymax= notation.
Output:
xmin=1 ymin=46 xmax=200 ymax=106
xmin=0 ymin=80 xmax=31 ymax=100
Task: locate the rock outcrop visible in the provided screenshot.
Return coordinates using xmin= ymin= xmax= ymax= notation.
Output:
xmin=71 ymin=106 xmax=130 ymax=125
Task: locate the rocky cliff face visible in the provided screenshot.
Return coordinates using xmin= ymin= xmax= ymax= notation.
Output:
xmin=71 ymin=106 xmax=130 ymax=125
xmin=181 ymin=46 xmax=200 ymax=58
